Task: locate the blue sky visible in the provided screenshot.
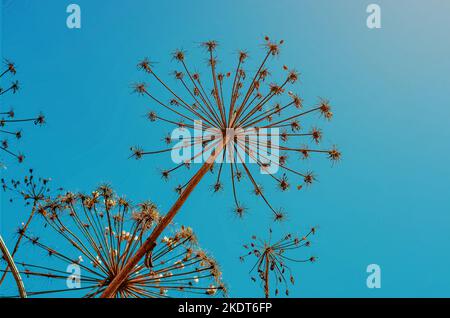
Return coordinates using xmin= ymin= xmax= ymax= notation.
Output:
xmin=1 ymin=0 xmax=450 ymax=297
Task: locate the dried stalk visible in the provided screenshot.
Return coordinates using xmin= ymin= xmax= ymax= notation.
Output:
xmin=264 ymin=252 xmax=269 ymax=298
xmin=0 ymin=173 xmax=53 ymax=287
xmin=0 ymin=205 xmax=36 ymax=286
xmin=101 ymin=138 xmax=228 ymax=298
xmin=0 ymin=234 xmax=27 ymax=298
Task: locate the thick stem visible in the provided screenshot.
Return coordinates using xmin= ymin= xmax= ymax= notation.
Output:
xmin=264 ymin=252 xmax=269 ymax=298
xmin=0 ymin=234 xmax=27 ymax=298
xmin=100 ymin=137 xmax=228 ymax=298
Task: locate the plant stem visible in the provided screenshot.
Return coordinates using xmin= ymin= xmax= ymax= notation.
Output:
xmin=100 ymin=137 xmax=229 ymax=298
xmin=0 ymin=205 xmax=36 ymax=286
xmin=264 ymin=252 xmax=269 ymax=298
xmin=0 ymin=234 xmax=27 ymax=298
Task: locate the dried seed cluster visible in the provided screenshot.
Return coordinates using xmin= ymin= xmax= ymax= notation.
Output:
xmin=2 ymin=182 xmax=225 ymax=298
xmin=131 ymin=37 xmax=340 ymax=221
xmin=0 ymin=61 xmax=45 ymax=166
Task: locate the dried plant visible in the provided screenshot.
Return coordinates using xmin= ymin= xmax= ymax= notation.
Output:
xmin=1 ymin=185 xmax=226 ymax=298
xmin=102 ymin=36 xmax=339 ymax=297
xmin=0 ymin=169 xmax=57 ymax=287
xmin=240 ymin=228 xmax=316 ymax=298
xmin=0 ymin=59 xmax=45 ymax=298
xmin=0 ymin=234 xmax=26 ymax=297
xmin=0 ymin=60 xmax=45 ymax=167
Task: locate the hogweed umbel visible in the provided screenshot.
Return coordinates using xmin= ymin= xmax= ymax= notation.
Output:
xmin=102 ymin=36 xmax=339 ymax=297
xmin=240 ymin=227 xmax=316 ymax=298
xmin=131 ymin=37 xmax=339 ymax=220
xmin=1 ymin=185 xmax=226 ymax=298
xmin=0 ymin=169 xmax=59 ymax=287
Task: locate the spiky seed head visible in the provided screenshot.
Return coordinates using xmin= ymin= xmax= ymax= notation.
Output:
xmin=303 ymin=172 xmax=315 ymax=185
xmin=274 ymin=210 xmax=286 ymax=222
xmin=212 ymin=182 xmax=223 ymax=193
xmin=253 ymin=185 xmax=263 ymax=196
xmin=300 ymin=147 xmax=309 ymax=159
xmin=290 ymin=120 xmax=301 ymax=131
xmin=137 ymin=58 xmax=153 ymax=73
xmin=269 ymin=83 xmax=284 ymax=95
xmin=173 ymin=71 xmax=184 ymax=80
xmin=172 ymin=49 xmax=185 ymax=61
xmin=265 ymin=40 xmax=282 ymax=56
xmin=278 ymin=174 xmax=289 ymax=191
xmin=319 ymin=99 xmax=333 ymax=119
xmin=288 ymin=93 xmax=302 ymax=108
xmin=11 ymin=81 xmax=20 ymax=93
xmin=147 ymin=111 xmax=157 ymax=122
xmin=161 ymin=170 xmax=170 ymax=180
xmin=328 ymin=146 xmax=341 ymax=161
xmin=280 ymin=130 xmax=288 ymax=142
xmin=311 ymin=128 xmax=322 ymax=143
xmin=133 ymin=82 xmax=147 ymax=95
xmin=7 ymin=61 xmax=16 ymax=74
xmin=259 ymin=68 xmax=269 ymax=81
xmin=238 ymin=51 xmax=248 ymax=63
xmin=202 ymin=40 xmax=218 ymax=52
xmin=130 ymin=146 xmax=144 ymax=160
xmin=287 ymin=70 xmax=299 ymax=84
xmin=175 ymin=185 xmax=183 ymax=194
xmin=34 ymin=113 xmax=45 ymax=125
xmin=234 ymin=204 xmax=246 ymax=218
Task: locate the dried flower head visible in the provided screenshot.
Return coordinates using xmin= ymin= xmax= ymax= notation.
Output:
xmin=131 ymin=37 xmax=339 ymax=220
xmin=101 ymin=36 xmax=340 ymax=298
xmin=0 ymin=170 xmax=59 ymax=288
xmin=240 ymin=227 xmax=317 ymax=297
xmin=6 ymin=186 xmax=226 ymax=298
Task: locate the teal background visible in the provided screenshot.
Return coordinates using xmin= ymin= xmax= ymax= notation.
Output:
xmin=1 ymin=0 xmax=450 ymax=297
